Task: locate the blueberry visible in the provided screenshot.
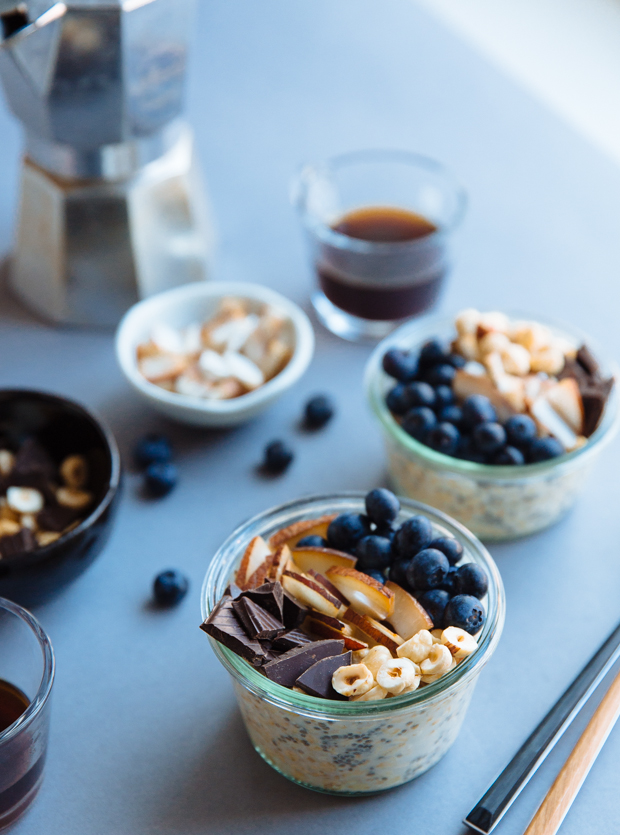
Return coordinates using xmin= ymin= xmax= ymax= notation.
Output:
xmin=386 ymin=384 xmax=412 ymax=416
xmin=443 ymin=594 xmax=486 ymax=634
xmin=375 ymin=524 xmax=396 ymax=541
xmin=438 ymin=404 xmax=463 ymax=426
xmin=382 ymin=349 xmax=418 ymax=382
xmin=462 ymin=395 xmax=497 ymax=427
xmin=455 ymin=435 xmax=488 ymax=463
xmin=528 ymin=437 xmax=564 ymax=463
xmin=393 ymin=515 xmax=434 ymax=559
xmin=454 ymin=564 xmax=489 ymax=599
xmin=505 ymin=414 xmax=538 ymax=448
xmin=263 ymin=440 xmax=294 ymax=474
xmin=365 ymin=488 xmax=400 ymax=526
xmin=145 ymin=462 xmax=178 ymax=497
xmin=356 ymin=535 xmax=393 ymax=570
xmin=425 ymin=363 xmax=456 ymax=387
xmin=407 ymin=548 xmax=450 ymax=590
xmin=388 ymin=559 xmax=411 ymax=588
xmin=365 ymin=568 xmax=387 ymax=584
xmin=416 ymin=589 xmax=450 ymax=627
xmin=297 ymin=535 xmax=328 ymax=548
xmin=434 ymin=385 xmax=455 ymax=409
xmin=419 ymin=339 xmax=450 ymax=368
xmin=304 ymin=395 xmax=334 ymax=429
xmin=327 ymin=513 xmax=371 ymax=553
xmin=153 ymin=569 xmax=189 ymax=606
xmin=473 ymin=422 xmax=507 ymax=454
xmin=429 ymin=536 xmax=463 ymax=566
xmin=440 ymin=566 xmax=459 ymax=595
xmin=134 ymin=434 xmax=172 ymax=469
xmin=447 ymin=353 xmax=466 ymax=369
xmin=402 ymin=407 xmax=437 ymax=441
xmin=404 ymin=381 xmax=436 ymax=409
xmin=493 ymin=445 xmax=525 ymax=466
xmin=427 ymin=422 xmax=460 ymax=456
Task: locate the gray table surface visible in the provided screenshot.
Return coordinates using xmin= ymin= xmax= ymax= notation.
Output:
xmin=2 ymin=1 xmax=620 ymax=832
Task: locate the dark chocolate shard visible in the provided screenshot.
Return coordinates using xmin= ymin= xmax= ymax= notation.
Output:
xmin=263 ymin=639 xmax=345 ymax=687
xmin=582 ymin=379 xmax=614 ymax=437
xmin=577 ymin=345 xmax=600 ymax=377
xmin=241 ymin=581 xmax=284 ymax=621
xmin=296 ymin=651 xmax=352 ymax=699
xmin=224 ymin=582 xmax=244 ymax=599
xmin=36 ymin=504 xmax=81 ymax=533
xmin=0 ymin=528 xmax=37 ymax=559
xmin=271 ymin=629 xmax=315 ymax=652
xmin=200 ymin=596 xmax=268 ymax=667
xmin=232 ymin=597 xmax=285 ymax=641
xmin=12 ymin=438 xmax=55 ymax=480
xmin=281 ymin=588 xmax=307 ymax=629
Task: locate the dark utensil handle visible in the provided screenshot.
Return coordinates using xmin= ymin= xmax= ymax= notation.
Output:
xmin=464 ymin=621 xmax=620 ymax=834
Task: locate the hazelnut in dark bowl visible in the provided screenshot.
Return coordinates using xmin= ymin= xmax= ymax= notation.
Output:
xmin=0 ymin=390 xmax=121 ymax=605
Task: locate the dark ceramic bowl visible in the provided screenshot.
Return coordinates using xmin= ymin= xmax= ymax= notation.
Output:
xmin=0 ymin=390 xmax=121 ymax=606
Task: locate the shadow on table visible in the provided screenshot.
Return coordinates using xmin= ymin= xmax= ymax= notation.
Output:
xmin=148 ymin=709 xmax=367 ymax=832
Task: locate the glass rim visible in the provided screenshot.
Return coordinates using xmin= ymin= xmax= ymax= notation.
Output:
xmin=0 ymin=597 xmax=55 ymax=744
xmin=291 ymin=148 xmax=468 ymax=254
xmin=364 ymin=312 xmax=620 ymax=480
xmin=201 ymin=491 xmax=505 ymax=718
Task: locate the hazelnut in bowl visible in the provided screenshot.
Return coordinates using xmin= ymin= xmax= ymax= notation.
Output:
xmin=200 ymin=489 xmax=504 ymax=795
xmin=365 ymin=310 xmax=619 ymax=540
xmin=0 ymin=390 xmax=121 ymax=606
xmin=115 ymin=282 xmax=315 ymax=427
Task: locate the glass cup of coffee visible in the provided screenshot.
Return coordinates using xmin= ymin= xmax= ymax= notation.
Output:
xmin=0 ymin=598 xmax=54 ymax=830
xmin=293 ymin=150 xmax=466 ymax=341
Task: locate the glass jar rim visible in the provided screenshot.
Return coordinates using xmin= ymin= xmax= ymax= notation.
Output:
xmin=291 ymin=149 xmax=468 ymax=254
xmin=0 ymin=597 xmax=55 ymax=744
xmin=365 ymin=312 xmax=620 ymax=480
xmin=201 ymin=491 xmax=505 ymax=718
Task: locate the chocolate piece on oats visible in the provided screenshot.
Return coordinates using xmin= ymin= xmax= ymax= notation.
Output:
xmin=281 ymin=588 xmax=307 ymax=630
xmin=262 ymin=639 xmax=345 ymax=687
xmin=200 ymin=596 xmax=268 ymax=666
xmin=577 ymin=345 xmax=601 ymax=377
xmin=241 ymin=581 xmax=284 ymax=621
xmin=582 ymin=379 xmax=614 ymax=437
xmin=0 ymin=528 xmax=37 ymax=559
xmin=12 ymin=438 xmax=55 ymax=480
xmin=295 ymin=651 xmax=352 ymax=700
xmin=224 ymin=582 xmax=244 ymax=599
xmin=271 ymin=629 xmax=315 ymax=652
xmin=36 ymin=504 xmax=81 ymax=533
xmin=232 ymin=597 xmax=286 ymax=641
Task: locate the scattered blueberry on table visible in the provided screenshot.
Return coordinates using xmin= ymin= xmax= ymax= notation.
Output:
xmin=263 ymin=440 xmax=294 ymax=474
xmin=153 ymin=569 xmax=189 ymax=606
xmin=304 ymin=394 xmax=335 ymax=429
xmin=144 ymin=462 xmax=178 ymax=498
xmin=134 ymin=434 xmax=173 ymax=468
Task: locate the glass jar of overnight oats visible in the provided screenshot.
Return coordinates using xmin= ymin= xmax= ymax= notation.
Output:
xmin=365 ymin=315 xmax=619 ymax=541
xmin=201 ymin=494 xmax=504 ymax=796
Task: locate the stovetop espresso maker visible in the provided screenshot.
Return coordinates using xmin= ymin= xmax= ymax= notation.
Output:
xmin=0 ymin=0 xmax=212 ymax=326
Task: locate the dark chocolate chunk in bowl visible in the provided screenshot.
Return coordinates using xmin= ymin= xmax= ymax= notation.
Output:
xmin=201 ymin=596 xmax=269 ymax=667
xmin=296 ymin=650 xmax=352 ymax=699
xmin=262 ymin=639 xmax=345 ymax=687
xmin=281 ymin=589 xmax=307 ymax=629
xmin=0 ymin=529 xmax=36 ymax=559
xmin=240 ymin=581 xmax=284 ymax=621
xmin=271 ymin=629 xmax=314 ymax=652
xmin=232 ymin=597 xmax=286 ymax=641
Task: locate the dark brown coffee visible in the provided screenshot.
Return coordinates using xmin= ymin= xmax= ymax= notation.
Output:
xmin=0 ymin=680 xmax=45 ymax=820
xmin=317 ymin=205 xmax=446 ymax=321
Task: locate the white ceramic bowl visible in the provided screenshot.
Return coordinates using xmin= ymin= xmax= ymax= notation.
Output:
xmin=115 ymin=282 xmax=315 ymax=427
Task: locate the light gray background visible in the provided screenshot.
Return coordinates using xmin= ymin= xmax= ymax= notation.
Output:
xmin=1 ymin=1 xmax=620 ymax=832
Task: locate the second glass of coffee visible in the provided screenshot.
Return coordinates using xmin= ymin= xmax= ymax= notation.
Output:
xmin=293 ymin=150 xmax=466 ymax=341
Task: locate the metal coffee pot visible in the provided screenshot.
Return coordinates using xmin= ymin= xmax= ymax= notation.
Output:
xmin=0 ymin=0 xmax=212 ymax=326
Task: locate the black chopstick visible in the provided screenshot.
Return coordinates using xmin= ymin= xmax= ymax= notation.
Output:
xmin=464 ymin=620 xmax=620 ymax=834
